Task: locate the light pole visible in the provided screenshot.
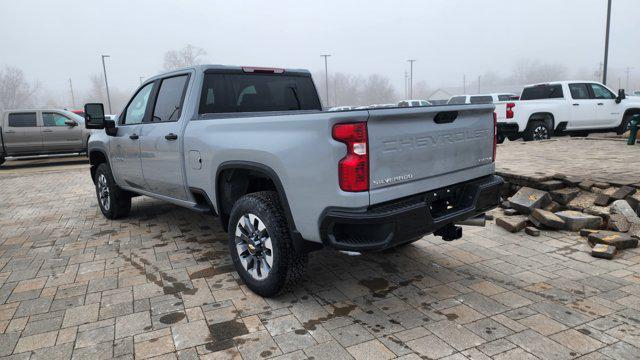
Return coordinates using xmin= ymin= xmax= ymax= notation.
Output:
xmin=320 ymin=54 xmax=331 ymax=108
xmin=463 ymin=74 xmax=467 ymax=94
xmin=625 ymin=67 xmax=633 ymax=90
xmin=477 ymin=75 xmax=481 ymax=93
xmin=69 ymin=78 xmax=76 ymax=108
xmin=404 ymin=71 xmax=409 ymax=98
xmin=101 ymin=54 xmax=113 ymax=114
xmin=139 ymin=76 xmax=145 ymax=85
xmin=407 ymin=60 xmax=416 ymax=99
xmin=602 ymin=0 xmax=612 ymax=85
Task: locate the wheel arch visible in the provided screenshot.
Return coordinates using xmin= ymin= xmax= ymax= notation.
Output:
xmin=88 ymin=149 xmax=110 ymax=183
xmin=623 ymin=108 xmax=640 ymax=121
xmin=215 ymin=161 xmax=297 ymax=236
xmin=528 ymin=112 xmax=555 ymax=130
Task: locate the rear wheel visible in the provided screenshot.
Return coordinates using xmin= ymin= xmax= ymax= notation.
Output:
xmin=228 ymin=191 xmax=307 ymax=297
xmin=94 ymin=163 xmax=131 ymax=219
xmin=497 ymin=133 xmax=505 ymax=144
xmin=0 ymin=155 xmax=4 ymax=166
xmin=523 ymin=120 xmax=551 ymax=141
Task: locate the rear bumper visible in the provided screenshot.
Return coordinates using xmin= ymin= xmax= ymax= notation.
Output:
xmin=497 ymin=123 xmax=520 ymax=136
xmin=319 ymin=175 xmax=503 ymax=251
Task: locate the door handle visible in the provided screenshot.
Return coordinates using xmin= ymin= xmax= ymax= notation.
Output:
xmin=5 ymin=130 xmax=15 ymax=133
xmin=129 ymin=134 xmax=139 ymax=140
xmin=42 ymin=129 xmax=53 ymax=133
xmin=597 ymin=103 xmax=604 ymax=105
xmin=572 ymin=103 xmax=579 ymax=106
xmin=164 ymin=133 xmax=178 ymax=140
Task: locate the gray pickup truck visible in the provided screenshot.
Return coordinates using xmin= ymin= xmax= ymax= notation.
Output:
xmin=0 ymin=109 xmax=91 ymax=165
xmin=83 ymin=65 xmax=503 ymax=296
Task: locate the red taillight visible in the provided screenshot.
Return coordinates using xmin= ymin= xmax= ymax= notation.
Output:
xmin=506 ymin=102 xmax=515 ymax=119
xmin=493 ymin=112 xmax=497 ymax=162
xmin=332 ymin=122 xmax=369 ymax=192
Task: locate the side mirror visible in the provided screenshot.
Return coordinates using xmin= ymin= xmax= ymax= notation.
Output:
xmin=64 ymin=119 xmax=78 ymax=127
xmin=84 ymin=103 xmax=105 ymax=129
xmin=616 ymin=89 xmax=626 ymax=104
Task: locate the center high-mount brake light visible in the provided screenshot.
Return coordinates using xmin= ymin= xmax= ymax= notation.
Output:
xmin=493 ymin=112 xmax=497 ymax=162
xmin=241 ymin=67 xmax=285 ymax=74
xmin=332 ymin=122 xmax=369 ymax=192
xmin=506 ymin=102 xmax=515 ymax=119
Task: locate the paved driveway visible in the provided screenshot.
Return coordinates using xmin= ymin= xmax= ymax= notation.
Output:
xmin=0 ymin=140 xmax=639 ymax=359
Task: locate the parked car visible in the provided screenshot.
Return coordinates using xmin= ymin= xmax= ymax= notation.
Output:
xmin=0 ymin=109 xmax=92 ymax=165
xmin=83 ymin=65 xmax=502 ymax=297
xmin=398 ymin=99 xmax=431 ymax=107
xmin=70 ymin=109 xmax=85 ymax=117
xmin=498 ymin=81 xmax=640 ymax=141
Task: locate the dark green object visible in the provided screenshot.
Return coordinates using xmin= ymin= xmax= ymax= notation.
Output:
xmin=628 ymin=114 xmax=639 ymax=145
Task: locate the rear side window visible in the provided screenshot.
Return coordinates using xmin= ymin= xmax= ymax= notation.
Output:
xmin=199 ymin=73 xmax=322 ymax=114
xmin=43 ymin=112 xmax=70 ymax=126
xmin=469 ymin=96 xmax=493 ymax=104
xmin=152 ymin=75 xmax=189 ymax=122
xmin=8 ymin=113 xmax=37 ymax=127
xmin=448 ymin=96 xmax=466 ymax=104
xmin=497 ymin=94 xmax=514 ymax=101
xmin=569 ymin=83 xmax=590 ymax=100
xmin=520 ymin=85 xmax=564 ymax=100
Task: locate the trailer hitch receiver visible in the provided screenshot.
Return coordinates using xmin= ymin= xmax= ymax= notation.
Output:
xmin=434 ymin=224 xmax=463 ymax=241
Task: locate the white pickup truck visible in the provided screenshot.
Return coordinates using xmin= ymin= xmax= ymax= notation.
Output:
xmin=497 ymin=81 xmax=640 ymax=141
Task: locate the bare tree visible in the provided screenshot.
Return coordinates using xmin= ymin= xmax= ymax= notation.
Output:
xmin=511 ymin=59 xmax=568 ymax=85
xmin=163 ymin=44 xmax=207 ymax=71
xmin=360 ymin=74 xmax=397 ymax=105
xmin=411 ymin=80 xmax=431 ymax=99
xmin=0 ymin=66 xmax=40 ymax=112
xmin=332 ymin=72 xmax=364 ymax=106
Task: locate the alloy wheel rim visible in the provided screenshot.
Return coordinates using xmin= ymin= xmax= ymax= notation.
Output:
xmin=533 ymin=126 xmax=549 ymax=140
xmin=97 ymin=174 xmax=110 ymax=211
xmin=235 ymin=213 xmax=273 ymax=281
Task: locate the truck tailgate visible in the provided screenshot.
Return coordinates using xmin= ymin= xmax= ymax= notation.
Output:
xmin=367 ymin=104 xmax=495 ymax=204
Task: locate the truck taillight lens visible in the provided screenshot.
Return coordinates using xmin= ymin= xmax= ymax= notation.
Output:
xmin=506 ymin=102 xmax=515 ymax=119
xmin=332 ymin=122 xmax=369 ymax=192
xmin=493 ymin=112 xmax=497 ymax=162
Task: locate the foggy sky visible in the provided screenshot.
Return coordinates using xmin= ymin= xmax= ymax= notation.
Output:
xmin=1 ymin=0 xmax=639 ymax=96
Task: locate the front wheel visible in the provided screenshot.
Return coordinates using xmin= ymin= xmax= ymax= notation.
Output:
xmin=523 ymin=120 xmax=551 ymax=141
xmin=94 ymin=163 xmax=132 ymax=219
xmin=617 ymin=115 xmax=634 ymax=135
xmin=0 ymin=155 xmax=5 ymax=166
xmin=228 ymin=191 xmax=307 ymax=297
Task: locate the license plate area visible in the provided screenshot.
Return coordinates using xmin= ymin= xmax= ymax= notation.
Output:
xmin=425 ymin=185 xmax=471 ymax=219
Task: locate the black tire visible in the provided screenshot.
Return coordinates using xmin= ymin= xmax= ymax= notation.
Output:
xmin=507 ymin=135 xmax=520 ymax=141
xmin=497 ymin=133 xmax=505 ymax=144
xmin=228 ymin=191 xmax=307 ymax=297
xmin=523 ymin=120 xmax=551 ymax=141
xmin=0 ymin=155 xmax=4 ymax=166
xmin=94 ymin=163 xmax=131 ymax=219
xmin=617 ymin=114 xmax=634 ymax=135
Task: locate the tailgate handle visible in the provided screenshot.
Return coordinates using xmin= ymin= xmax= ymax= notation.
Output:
xmin=433 ymin=111 xmax=458 ymax=124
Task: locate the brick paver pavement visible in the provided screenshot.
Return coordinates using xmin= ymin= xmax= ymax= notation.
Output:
xmin=0 ymin=138 xmax=639 ymax=359
xmin=496 ymin=137 xmax=640 ymax=186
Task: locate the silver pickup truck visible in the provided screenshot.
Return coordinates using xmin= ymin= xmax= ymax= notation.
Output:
xmin=0 ymin=109 xmax=91 ymax=165
xmin=83 ymin=65 xmax=503 ymax=296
